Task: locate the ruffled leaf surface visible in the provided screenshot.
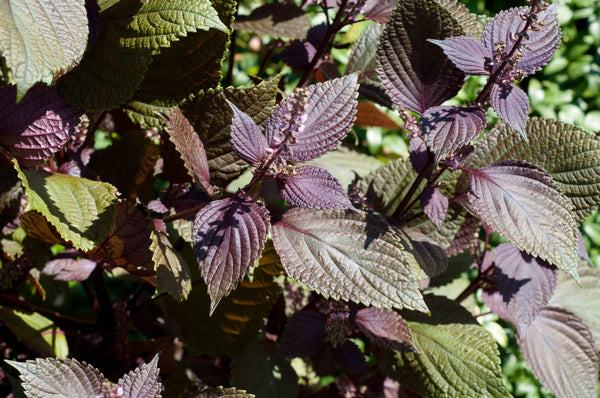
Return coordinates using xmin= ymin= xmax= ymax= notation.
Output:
xmin=193 ymin=196 xmax=270 ymax=313
xmin=120 ymin=0 xmax=227 ymax=50
xmin=467 ymin=160 xmax=579 ymax=278
xmin=15 ymin=164 xmax=118 ymax=252
xmin=489 ymin=83 xmax=529 ymax=140
xmin=234 ymin=3 xmax=309 ymax=39
xmin=517 ymin=307 xmax=599 ymax=398
xmin=467 ymin=118 xmax=600 ymax=223
xmin=163 ymin=107 xmax=212 ymax=194
xmin=117 ymin=354 xmax=162 ymax=398
xmin=429 ymin=37 xmax=489 ymax=75
xmin=376 ymin=0 xmax=465 ymax=114
xmin=419 ymin=186 xmax=448 ymax=232
xmin=378 ymin=295 xmax=509 ymax=398
xmin=6 ymin=357 xmax=106 ymax=397
xmin=0 ymin=0 xmax=88 ymax=100
xmin=0 ymin=84 xmax=83 ymax=168
xmin=421 ymin=105 xmax=486 ymax=162
xmin=490 ymin=243 xmax=557 ymax=335
xmin=269 ymin=74 xmax=359 ymax=162
xmin=355 ymin=307 xmax=414 ymax=352
xmin=551 ymin=265 xmax=600 ymax=347
xmin=227 ymin=101 xmax=268 ymax=167
xmin=151 ymin=230 xmax=192 ymax=301
xmin=276 ymin=165 xmax=351 ymax=209
xmin=42 ymin=256 xmax=97 ymax=282
xmin=434 ymin=0 xmax=482 ymax=39
xmin=271 ymin=208 xmax=428 ymax=312
xmin=279 ymin=311 xmax=326 ymax=357
xmin=180 ymin=78 xmax=279 ymax=186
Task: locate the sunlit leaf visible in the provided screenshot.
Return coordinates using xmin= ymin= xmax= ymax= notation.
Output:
xmin=362 ymin=0 xmax=396 ymax=23
xmin=151 ymin=230 xmax=192 ymax=301
xmin=277 ymin=165 xmax=351 ymax=209
xmin=376 ymin=0 xmax=465 ymax=114
xmin=355 ymin=307 xmax=414 ymax=352
xmin=42 ymin=254 xmax=97 ymax=282
xmin=467 ymin=118 xmax=600 ymax=223
xmin=429 ymin=36 xmax=488 ymax=75
xmin=419 ymin=186 xmax=448 ymax=231
xmin=118 ymin=354 xmax=162 ymax=398
xmin=517 ymin=307 xmax=599 ymax=398
xmin=193 ymin=196 xmax=270 ymax=313
xmin=227 ymin=100 xmax=268 ymax=167
xmin=0 ymin=84 xmax=83 ymax=168
xmin=467 ymin=160 xmax=579 ymax=278
xmin=306 ymin=146 xmax=383 ymax=189
xmin=434 ymin=0 xmax=482 ymax=39
xmin=0 ymin=0 xmax=88 ymax=100
xmin=272 ymin=208 xmax=428 ymax=311
xmin=489 ymin=83 xmax=529 ymax=140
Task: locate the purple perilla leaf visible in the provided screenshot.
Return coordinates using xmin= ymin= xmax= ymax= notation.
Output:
xmin=420 ymin=105 xmax=487 ymax=163
xmin=333 ymin=340 xmax=369 ymax=374
xmin=420 ymin=186 xmax=448 ymax=232
xmin=483 ymin=3 xmax=560 ymax=76
xmin=280 ymin=24 xmax=326 ymax=70
xmin=277 ymin=165 xmax=352 ymax=209
xmin=490 ymin=83 xmax=529 ymax=140
xmin=355 ymin=307 xmax=415 ymax=352
xmin=490 ymin=243 xmax=558 ymax=336
xmin=428 ymin=36 xmax=489 ymax=75
xmin=279 ymin=311 xmax=327 ymax=357
xmin=226 ymin=100 xmax=269 ymax=167
xmin=118 ymin=354 xmax=162 ymax=398
xmin=42 ymin=252 xmax=97 ymax=282
xmin=193 ymin=195 xmax=270 ymax=314
xmin=266 ymin=74 xmax=359 ymax=162
xmin=362 ymin=0 xmax=396 ymax=23
xmin=408 ymin=137 xmax=431 ymax=175
xmin=0 ymin=83 xmax=82 ymax=168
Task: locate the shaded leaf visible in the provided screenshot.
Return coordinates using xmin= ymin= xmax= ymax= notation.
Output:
xmin=277 ymin=165 xmax=351 ymax=209
xmin=333 ymin=340 xmax=369 ymax=374
xmin=279 ymin=24 xmax=326 ymax=70
xmin=378 ymin=295 xmax=509 ymax=398
xmin=355 ymin=307 xmax=414 ymax=352
xmin=489 ymin=83 xmax=529 ymax=140
xmin=151 ymin=230 xmax=192 ymax=301
xmin=408 ymin=137 xmax=431 ymax=174
xmin=163 ymin=107 xmax=212 ymax=194
xmin=233 ymin=3 xmax=309 ymax=39
xmin=15 ymin=164 xmax=118 ymax=252
xmin=376 ymin=0 xmax=465 ymax=114
xmin=306 ymin=146 xmax=383 ymax=189
xmin=193 ymin=386 xmax=254 ymax=398
xmin=466 ymin=118 xmax=600 ymax=223
xmin=491 ymin=243 xmax=557 ymax=335
xmin=429 ymin=36 xmax=488 ymax=75
xmin=551 ymin=264 xmax=600 ymax=348
xmin=279 ymin=311 xmax=326 ymax=357
xmin=420 ymin=186 xmax=448 ymax=231
xmin=445 ymin=214 xmax=480 ymax=256
xmin=434 ymin=0 xmax=482 ymax=39
xmin=120 ymin=0 xmax=227 ymax=50
xmin=20 ymin=210 xmax=65 ymax=245
xmin=0 ymin=307 xmax=69 ymax=358
xmin=481 ymin=287 xmax=516 ymax=325
xmin=395 ymin=228 xmax=448 ymax=278
xmin=227 ymin=101 xmax=268 ymax=167
xmin=346 ymin=23 xmax=384 ymax=88
xmin=517 ymin=307 xmax=599 ymax=398
xmin=271 ymin=74 xmax=359 ymax=162
xmin=6 ymin=357 xmax=105 ymax=397
xmin=118 ymin=354 xmax=162 ymax=398
xmin=0 ymin=0 xmax=88 ymax=100
xmin=271 ymin=208 xmax=428 ymax=311
xmin=467 ymin=160 xmax=579 ymax=278
xmin=89 ymin=202 xmax=153 ymax=273
xmin=193 ymin=196 xmax=270 ymax=313
xmin=354 ymin=101 xmax=400 ymax=128
xmin=181 ymin=78 xmax=279 ymax=186
xmin=0 ymin=84 xmax=83 ymax=168
xmin=421 ymin=105 xmax=486 ymax=162
xmin=231 ymin=341 xmax=299 ymax=398
xmin=42 ymin=256 xmax=97 ymax=282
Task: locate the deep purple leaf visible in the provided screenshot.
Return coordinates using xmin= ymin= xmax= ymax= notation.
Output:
xmin=276 ymin=165 xmax=352 ymax=209
xmin=490 ymin=83 xmax=529 ymax=140
xmin=408 ymin=137 xmax=431 ymax=174
xmin=267 ymin=74 xmax=359 ymax=162
xmin=42 ymin=255 xmax=97 ymax=282
xmin=362 ymin=0 xmax=396 ymax=23
xmin=492 ymin=243 xmax=557 ymax=335
xmin=226 ymin=100 xmax=269 ymax=167
xmin=376 ymin=0 xmax=465 ymax=114
xmin=518 ymin=307 xmax=599 ymax=398
xmin=279 ymin=40 xmax=317 ymax=69
xmin=468 ymin=160 xmax=579 ymax=278
xmin=163 ymin=107 xmax=212 ymax=195
xmin=483 ymin=4 xmax=560 ymax=76
xmin=118 ymin=354 xmax=162 ymax=398
xmin=445 ymin=214 xmax=480 ymax=257
xmin=355 ymin=307 xmax=414 ymax=352
xmin=420 ymin=186 xmax=448 ymax=231
xmin=421 ymin=105 xmax=486 ymax=162
xmin=429 ymin=37 xmax=489 ymax=75
xmin=332 ymin=340 xmax=369 ymax=374
xmin=481 ymin=287 xmax=515 ymax=324
xmin=193 ymin=196 xmax=270 ymax=313
xmin=0 ymin=84 xmax=82 ymax=168
xmin=279 ymin=311 xmax=326 ymax=357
